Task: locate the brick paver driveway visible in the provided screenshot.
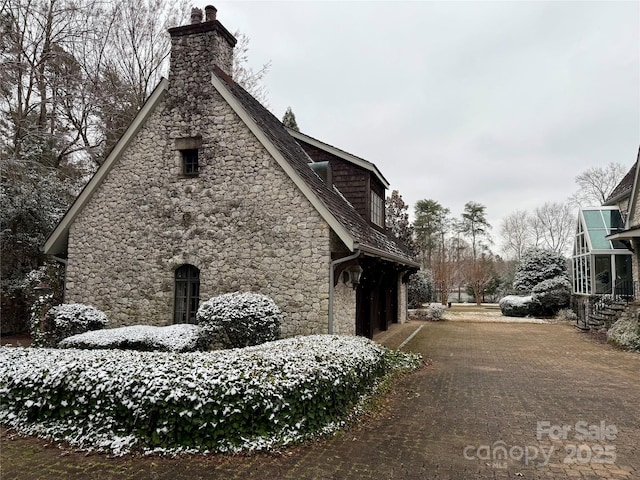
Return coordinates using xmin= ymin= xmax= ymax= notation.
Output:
xmin=2 ymin=321 xmax=639 ymax=479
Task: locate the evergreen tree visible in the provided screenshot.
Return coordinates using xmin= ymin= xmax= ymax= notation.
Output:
xmin=512 ymin=248 xmax=568 ymax=293
xmin=282 ymin=107 xmax=299 ymax=131
xmin=385 ymin=190 xmax=416 ymax=255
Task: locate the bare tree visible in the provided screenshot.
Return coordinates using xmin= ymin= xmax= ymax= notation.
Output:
xmin=569 ymin=162 xmax=627 ymax=207
xmin=532 ymin=202 xmax=575 ymax=255
xmin=233 ymin=31 xmax=271 ymax=107
xmin=500 ymin=210 xmax=534 ymax=261
xmin=461 ymin=251 xmax=495 ymax=305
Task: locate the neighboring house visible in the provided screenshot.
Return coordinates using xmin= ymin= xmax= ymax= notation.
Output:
xmin=43 ymin=6 xmax=418 ymax=339
xmin=604 ymin=152 xmax=640 ymax=287
xmin=571 ymin=148 xmax=640 ymax=329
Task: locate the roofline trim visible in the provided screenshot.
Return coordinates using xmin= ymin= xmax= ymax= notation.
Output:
xmin=626 ymin=147 xmax=640 ymax=229
xmin=359 ymin=244 xmax=420 ymax=268
xmin=43 ymin=78 xmax=170 ymax=255
xmin=606 ymin=227 xmax=640 ymax=241
xmin=287 ymin=128 xmax=390 ymax=188
xmin=210 ymin=72 xmax=356 ymax=251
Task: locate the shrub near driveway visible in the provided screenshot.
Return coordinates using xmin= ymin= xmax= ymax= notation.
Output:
xmin=0 ymin=335 xmax=420 ymax=455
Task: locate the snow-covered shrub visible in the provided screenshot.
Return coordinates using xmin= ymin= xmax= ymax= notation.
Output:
xmin=29 ymin=292 xmax=56 ymax=347
xmin=426 ymin=303 xmax=446 ymax=321
xmin=410 ymin=303 xmax=446 ymax=321
xmin=59 ymin=324 xmax=209 ymax=352
xmin=556 ymin=308 xmax=578 ymax=323
xmin=408 ymin=271 xmax=433 ymax=308
xmin=197 ymin=292 xmax=281 ymax=349
xmin=512 ymin=248 xmax=568 ymax=293
xmin=607 ymin=314 xmax=640 ymax=351
xmin=40 ymin=303 xmax=108 ymax=347
xmin=499 ymin=295 xmax=534 ymax=317
xmin=531 ymin=276 xmax=572 ymax=316
xmin=0 ymin=335 xmax=421 ymax=454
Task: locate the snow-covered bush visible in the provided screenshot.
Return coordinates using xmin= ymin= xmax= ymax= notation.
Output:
xmin=499 ymin=295 xmax=534 ymax=317
xmin=197 ymin=292 xmax=281 ymax=349
xmin=607 ymin=314 xmax=640 ymax=352
xmin=59 ymin=324 xmax=209 ymax=352
xmin=408 ymin=271 xmax=433 ymax=308
xmin=39 ymin=303 xmax=108 ymax=347
xmin=412 ymin=303 xmax=446 ymax=321
xmin=556 ymin=308 xmax=578 ymax=323
xmin=0 ymin=335 xmax=421 ymax=454
xmin=531 ymin=276 xmax=572 ymax=315
xmin=512 ymin=248 xmax=568 ymax=293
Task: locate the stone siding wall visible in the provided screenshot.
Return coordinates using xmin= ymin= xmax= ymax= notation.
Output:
xmin=398 ymin=275 xmax=408 ymax=323
xmin=65 ymin=87 xmax=332 ymax=336
xmin=332 ymin=281 xmax=356 ymax=335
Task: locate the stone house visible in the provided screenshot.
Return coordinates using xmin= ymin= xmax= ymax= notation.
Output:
xmin=571 ymin=147 xmax=640 ymax=329
xmin=603 ymin=149 xmax=640 ymax=290
xmin=44 ymin=6 xmax=418 ymax=339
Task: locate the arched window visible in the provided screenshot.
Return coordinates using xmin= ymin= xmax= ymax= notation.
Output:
xmin=174 ymin=265 xmax=200 ymax=324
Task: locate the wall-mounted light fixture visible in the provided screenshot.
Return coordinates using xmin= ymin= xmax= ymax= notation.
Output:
xmin=345 ymin=265 xmax=363 ymax=289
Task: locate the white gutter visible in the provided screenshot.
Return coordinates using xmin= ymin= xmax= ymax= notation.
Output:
xmin=328 ymin=247 xmax=361 ymax=334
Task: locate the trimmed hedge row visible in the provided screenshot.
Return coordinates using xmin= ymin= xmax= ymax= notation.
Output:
xmin=0 ymin=335 xmax=421 ymax=454
xmin=59 ymin=324 xmax=209 ymax=352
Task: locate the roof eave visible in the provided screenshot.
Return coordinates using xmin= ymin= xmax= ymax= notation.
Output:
xmin=606 ymin=227 xmax=640 ymax=241
xmin=359 ymin=244 xmax=420 ymax=268
xmin=625 ymin=148 xmax=640 ymax=229
xmin=287 ymin=128 xmax=391 ymax=189
xmin=43 ymin=78 xmax=170 ymax=255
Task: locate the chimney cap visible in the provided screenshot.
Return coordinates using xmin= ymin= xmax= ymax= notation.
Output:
xmin=204 ymin=5 xmax=217 ymax=22
xmin=191 ymin=7 xmax=203 ymax=24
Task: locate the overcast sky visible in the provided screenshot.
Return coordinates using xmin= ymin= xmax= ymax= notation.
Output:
xmin=197 ymin=0 xmax=639 ymax=243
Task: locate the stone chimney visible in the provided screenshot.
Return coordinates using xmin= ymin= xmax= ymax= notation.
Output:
xmin=168 ymin=5 xmax=237 ymax=83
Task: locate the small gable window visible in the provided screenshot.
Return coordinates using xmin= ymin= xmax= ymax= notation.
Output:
xmin=371 ymin=191 xmax=384 ymax=227
xmin=182 ymin=149 xmax=199 ymax=176
xmin=175 ymin=135 xmax=202 ymax=177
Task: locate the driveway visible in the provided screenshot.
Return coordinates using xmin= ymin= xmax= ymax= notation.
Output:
xmin=2 ymin=320 xmax=639 ymax=479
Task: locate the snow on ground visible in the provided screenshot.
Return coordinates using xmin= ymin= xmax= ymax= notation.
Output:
xmin=442 ymin=304 xmax=549 ymax=324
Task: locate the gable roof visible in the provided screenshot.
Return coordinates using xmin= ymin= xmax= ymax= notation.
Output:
xmin=210 ymin=68 xmax=417 ymax=267
xmin=286 ymin=129 xmax=390 ymax=188
xmin=603 ymin=156 xmax=637 ymax=206
xmin=43 ymin=70 xmax=417 ymax=268
xmin=44 ymin=78 xmax=169 ymax=256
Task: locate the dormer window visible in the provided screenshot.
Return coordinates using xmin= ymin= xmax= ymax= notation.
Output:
xmin=371 ymin=191 xmax=384 ymax=227
xmin=175 ymin=135 xmax=202 ymax=177
xmin=182 ymin=149 xmax=199 ymax=176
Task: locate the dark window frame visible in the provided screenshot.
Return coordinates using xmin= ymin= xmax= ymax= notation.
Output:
xmin=370 ymin=190 xmax=384 ymax=228
xmin=181 ymin=149 xmax=199 ymax=176
xmin=174 ymin=264 xmax=200 ymax=324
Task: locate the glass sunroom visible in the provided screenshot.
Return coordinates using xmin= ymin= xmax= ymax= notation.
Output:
xmin=572 ymin=207 xmax=633 ymax=296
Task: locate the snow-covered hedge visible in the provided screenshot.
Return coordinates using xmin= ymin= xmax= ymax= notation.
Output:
xmin=411 ymin=303 xmax=446 ymax=321
xmin=499 ymin=295 xmax=533 ymax=317
xmin=37 ymin=303 xmax=108 ymax=347
xmin=607 ymin=315 xmax=640 ymax=352
xmin=531 ymin=276 xmax=571 ymax=315
xmin=59 ymin=324 xmax=209 ymax=352
xmin=197 ymin=292 xmax=281 ymax=348
xmin=0 ymin=335 xmax=420 ymax=454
